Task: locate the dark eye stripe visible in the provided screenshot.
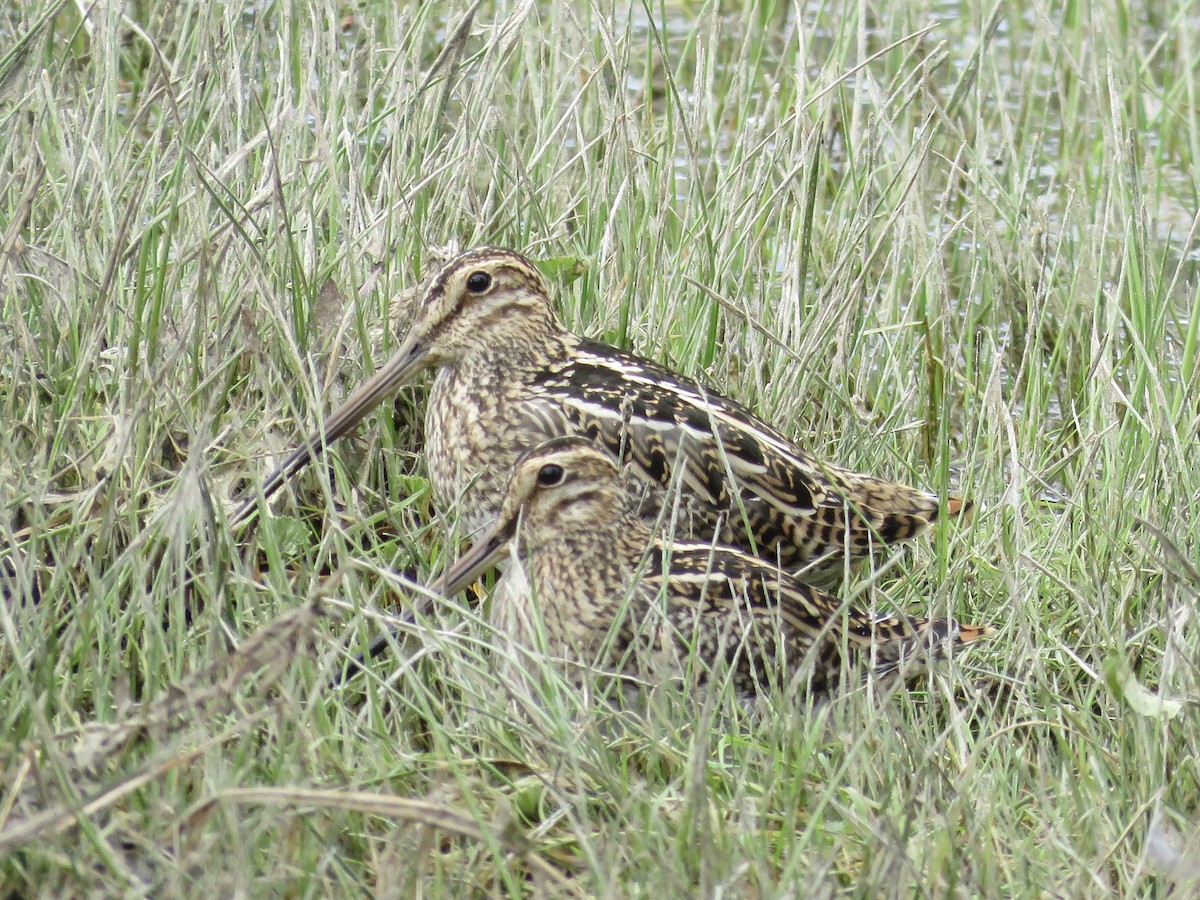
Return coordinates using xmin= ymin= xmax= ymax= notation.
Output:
xmin=563 ymin=488 xmax=601 ymax=507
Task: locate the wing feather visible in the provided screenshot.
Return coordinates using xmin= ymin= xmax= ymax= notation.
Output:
xmin=538 ymin=341 xmax=829 ymax=516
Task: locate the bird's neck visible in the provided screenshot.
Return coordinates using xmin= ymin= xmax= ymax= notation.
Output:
xmin=529 ymin=498 xmax=651 ymax=605
xmin=456 ymin=318 xmax=575 ymax=379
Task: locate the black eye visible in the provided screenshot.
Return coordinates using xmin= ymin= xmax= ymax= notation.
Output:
xmin=536 ymin=464 xmax=564 ymax=487
xmin=465 ymin=271 xmax=492 ymax=294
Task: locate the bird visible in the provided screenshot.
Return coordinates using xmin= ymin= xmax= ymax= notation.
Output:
xmin=236 ymin=246 xmax=971 ymax=579
xmin=353 ymin=437 xmax=990 ymax=695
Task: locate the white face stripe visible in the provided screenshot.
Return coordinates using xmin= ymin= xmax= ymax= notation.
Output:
xmin=657 ymin=540 xmax=784 ymax=569
xmin=540 ymin=475 xmax=610 ymax=507
xmin=510 ymin=446 xmax=620 ymax=510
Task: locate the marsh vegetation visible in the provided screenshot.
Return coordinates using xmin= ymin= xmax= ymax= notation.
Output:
xmin=1 ymin=0 xmax=1198 ymax=894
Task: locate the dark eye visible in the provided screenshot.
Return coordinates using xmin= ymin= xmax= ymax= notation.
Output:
xmin=465 ymin=271 xmax=492 ymax=294
xmin=536 ymin=464 xmax=565 ymax=487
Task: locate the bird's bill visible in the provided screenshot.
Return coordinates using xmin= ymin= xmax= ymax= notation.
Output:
xmin=334 ymin=523 xmax=512 ymax=685
xmin=303 ymin=333 xmax=431 ymax=457
xmin=235 ymin=334 xmax=431 ymax=521
xmin=432 ymin=524 xmax=515 ymax=598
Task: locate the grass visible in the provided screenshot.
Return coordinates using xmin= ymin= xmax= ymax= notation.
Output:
xmin=2 ymin=0 xmax=1199 ymax=894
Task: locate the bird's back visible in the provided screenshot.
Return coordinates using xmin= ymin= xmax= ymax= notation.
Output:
xmin=633 ymin=541 xmax=988 ymax=696
xmin=533 ymin=338 xmax=967 ymax=573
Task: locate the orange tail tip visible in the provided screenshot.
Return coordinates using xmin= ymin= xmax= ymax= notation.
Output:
xmin=955 ymin=623 xmax=994 ymax=645
xmin=946 ymin=495 xmax=975 ymax=524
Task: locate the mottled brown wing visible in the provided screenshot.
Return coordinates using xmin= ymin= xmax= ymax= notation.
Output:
xmin=535 ymin=340 xmax=831 ymax=514
xmin=642 ymin=542 xmax=990 ymax=692
xmin=531 ymin=338 xmax=961 ymax=572
xmin=636 ymin=542 xmax=848 ymax=693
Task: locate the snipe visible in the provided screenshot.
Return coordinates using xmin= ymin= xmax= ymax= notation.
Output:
xmin=237 ymin=247 xmax=970 ymax=578
xmin=359 ymin=437 xmax=990 ymax=695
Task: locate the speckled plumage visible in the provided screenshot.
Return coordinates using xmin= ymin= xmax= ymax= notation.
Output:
xmin=426 ymin=438 xmax=990 ymax=695
xmin=238 ymin=247 xmax=971 ymax=576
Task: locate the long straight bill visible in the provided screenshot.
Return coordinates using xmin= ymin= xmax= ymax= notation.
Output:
xmin=232 ymin=335 xmax=430 ymax=525
xmin=332 ymin=524 xmax=514 ymax=685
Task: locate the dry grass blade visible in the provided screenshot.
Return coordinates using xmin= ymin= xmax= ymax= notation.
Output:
xmin=0 ymin=604 xmax=321 ymax=851
xmin=0 ymin=716 xmax=264 ymax=853
xmin=182 ymin=786 xmax=584 ymax=895
xmin=0 ymin=2 xmax=67 ymax=103
xmin=69 ymin=601 xmax=323 ymax=763
xmin=3 ymin=0 xmax=1198 ymax=892
xmin=1136 ymin=518 xmax=1200 ymax=593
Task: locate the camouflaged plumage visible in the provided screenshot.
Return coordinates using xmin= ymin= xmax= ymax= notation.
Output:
xmin=432 ymin=437 xmax=989 ymax=695
xmin=241 ymin=247 xmax=970 ymax=581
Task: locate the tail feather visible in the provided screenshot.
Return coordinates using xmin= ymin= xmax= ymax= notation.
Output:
xmin=842 ymin=482 xmax=974 ymax=549
xmin=868 ymin=616 xmax=993 ymax=681
xmin=950 ymin=621 xmax=992 ymax=644
xmin=944 ymin=495 xmax=974 ymax=524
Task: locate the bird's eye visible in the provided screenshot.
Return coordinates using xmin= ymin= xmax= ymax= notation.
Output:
xmin=465 ymin=271 xmax=492 ymax=295
xmin=536 ymin=464 xmax=565 ymax=487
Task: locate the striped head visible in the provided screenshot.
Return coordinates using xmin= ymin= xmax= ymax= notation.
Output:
xmin=239 ymin=247 xmax=564 ymax=517
xmin=497 ymin=437 xmax=626 ymax=550
xmin=321 ymin=247 xmax=559 ymax=429
xmin=406 ymin=246 xmax=559 ymax=367
xmin=437 ymin=437 xmax=628 ymax=596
